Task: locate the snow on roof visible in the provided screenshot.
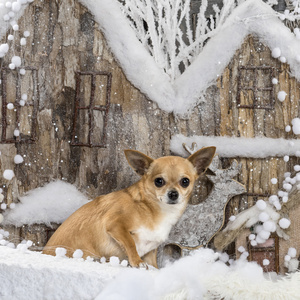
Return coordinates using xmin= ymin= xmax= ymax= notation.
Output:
xmin=81 ymin=0 xmax=300 ymax=115
xmin=1 ymin=0 xmax=300 ymax=115
xmin=2 ymin=180 xmax=90 ymax=226
xmin=171 ymin=134 xmax=300 ymax=158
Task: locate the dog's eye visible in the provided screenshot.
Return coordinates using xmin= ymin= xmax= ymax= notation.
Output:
xmin=154 ymin=177 xmax=165 ymax=187
xmin=180 ymin=178 xmax=190 ymax=188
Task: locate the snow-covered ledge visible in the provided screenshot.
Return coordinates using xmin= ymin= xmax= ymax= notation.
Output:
xmin=170 ymin=134 xmax=300 ymax=158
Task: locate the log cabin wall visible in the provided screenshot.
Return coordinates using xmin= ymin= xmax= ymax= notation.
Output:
xmin=0 ymin=0 xmax=211 ymax=206
xmin=218 ymin=35 xmax=300 ymax=215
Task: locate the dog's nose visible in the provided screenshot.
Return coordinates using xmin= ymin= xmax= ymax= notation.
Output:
xmin=168 ymin=190 xmax=179 ymax=203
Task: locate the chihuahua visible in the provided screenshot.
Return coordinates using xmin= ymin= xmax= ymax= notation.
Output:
xmin=43 ymin=147 xmax=216 ymax=268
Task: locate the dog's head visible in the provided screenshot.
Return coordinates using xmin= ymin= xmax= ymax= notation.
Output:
xmin=125 ymin=147 xmax=216 ymax=206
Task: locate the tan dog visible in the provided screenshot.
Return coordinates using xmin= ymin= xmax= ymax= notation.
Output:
xmin=43 ymin=148 xmax=216 ymax=268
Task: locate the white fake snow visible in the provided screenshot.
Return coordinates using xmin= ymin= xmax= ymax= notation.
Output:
xmin=2 ymin=180 xmax=90 ymax=226
xmin=3 ymin=169 xmax=14 ymax=180
xmin=171 ymin=135 xmax=300 ymax=158
xmin=1 ymin=245 xmax=300 ymax=300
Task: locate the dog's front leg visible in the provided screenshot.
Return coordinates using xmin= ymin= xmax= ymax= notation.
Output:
xmin=107 ymin=225 xmax=147 ymax=268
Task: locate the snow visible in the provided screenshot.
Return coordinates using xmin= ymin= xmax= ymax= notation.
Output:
xmin=14 ymin=154 xmax=23 ymax=164
xmin=2 ymin=180 xmax=90 ymax=226
xmin=171 ymin=134 xmax=300 ymax=158
xmin=77 ymin=0 xmax=300 ymax=115
xmin=3 ymin=169 xmax=14 ymax=180
xmin=256 ymin=199 xmax=267 ymax=210
xmin=278 ymin=90 xmax=287 ymax=102
xmin=279 ymin=218 xmax=291 ymax=229
xmin=288 ymin=247 xmax=297 ymax=258
xmin=1 ymin=245 xmax=300 ymax=300
xmin=271 ymin=47 xmax=281 ymax=58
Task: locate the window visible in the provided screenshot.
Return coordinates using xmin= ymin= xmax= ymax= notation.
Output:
xmin=71 ymin=71 xmax=112 ymax=148
xmin=0 ymin=67 xmax=39 ymax=143
xmin=237 ymin=66 xmax=275 ymax=109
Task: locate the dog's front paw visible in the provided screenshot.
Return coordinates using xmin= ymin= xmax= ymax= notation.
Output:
xmin=137 ymin=262 xmax=149 ymax=269
xmin=130 ymin=258 xmax=149 ymax=269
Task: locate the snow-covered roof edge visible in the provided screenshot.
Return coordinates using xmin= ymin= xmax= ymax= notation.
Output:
xmin=171 ymin=134 xmax=300 ymax=158
xmin=174 ymin=0 xmax=300 ymax=114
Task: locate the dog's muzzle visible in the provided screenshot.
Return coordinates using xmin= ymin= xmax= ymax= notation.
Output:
xmin=168 ymin=190 xmax=179 ymax=204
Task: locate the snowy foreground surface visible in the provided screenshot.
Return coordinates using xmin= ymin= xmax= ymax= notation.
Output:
xmin=1 ymin=246 xmax=300 ymax=300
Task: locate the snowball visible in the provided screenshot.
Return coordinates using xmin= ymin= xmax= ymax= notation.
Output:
xmin=255 ymin=225 xmax=263 ymax=234
xmin=284 ymin=255 xmax=291 ymax=262
xmin=229 ymin=215 xmax=236 ymax=222
xmin=278 ymin=91 xmax=287 ymax=102
xmin=263 ymin=221 xmax=276 ymax=232
xmin=24 ymin=31 xmax=30 ymax=37
xmin=55 ymin=247 xmax=67 ymax=257
xmin=273 ymin=201 xmax=282 ymax=210
xmin=100 ymin=257 xmax=106 ymax=264
xmin=279 ymin=56 xmax=286 ymax=63
xmin=3 ymin=169 xmax=15 ymax=180
xmin=284 ymin=172 xmax=291 ymax=178
xmin=11 ymin=56 xmax=21 ymax=67
xmin=7 ymin=103 xmax=14 ymax=110
xmin=219 ymin=252 xmax=229 ymax=263
xmin=121 ymin=259 xmax=128 ymax=267
xmin=21 ymin=94 xmax=28 ymax=100
xmin=12 ymin=24 xmax=19 ymax=31
xmin=294 ymin=165 xmax=300 ymax=172
xmin=7 ymin=243 xmax=15 ymax=249
xmin=272 ymin=78 xmax=278 ymax=84
xmin=19 ymin=100 xmax=25 ymax=106
xmin=238 ymin=246 xmax=245 ymax=253
xmin=11 ymin=1 xmax=21 ymax=12
xmin=278 ymin=191 xmax=284 ymax=197
xmin=14 ymin=155 xmax=24 ymax=164
xmin=256 ymin=199 xmax=267 ymax=210
xmin=0 ymin=44 xmax=9 ymax=53
xmin=271 ymin=47 xmax=281 ymax=58
xmin=285 ymin=125 xmax=291 ymax=132
xmin=17 ymin=243 xmax=28 ymax=252
xmin=3 ymin=14 xmax=10 ymax=21
xmin=292 ymin=118 xmax=300 ymax=134
xmin=288 ymin=247 xmax=297 ymax=258
xmin=1 ymin=203 xmax=7 ymax=210
xmin=9 ymin=63 xmax=15 ymax=70
xmin=269 ymin=195 xmax=279 ymax=204
xmin=255 ymin=235 xmax=266 ymax=244
xmin=279 ymin=218 xmax=291 ymax=229
xmin=109 ymin=256 xmax=120 ymax=266
xmin=250 ymin=240 xmax=257 ymax=246
xmin=8 ymin=34 xmax=14 ymax=41
xmin=86 ymin=256 xmax=94 ymax=262
xmin=14 ymin=129 xmax=20 ymax=137
xmin=258 ymin=230 xmax=271 ymax=240
xmin=283 ymin=183 xmax=292 ymax=191
xmin=72 ymin=249 xmax=83 ymax=259
xmin=283 ymin=155 xmax=289 ymax=162
xmin=271 ymin=178 xmax=278 ymax=184
xmin=282 ymin=196 xmax=288 ymax=203
xmin=258 ymin=212 xmax=269 ymax=222
xmin=263 ymin=259 xmax=270 ymax=266
xmin=19 ymin=68 xmax=26 ymax=75
xmin=249 ymin=234 xmax=256 ymax=240
xmin=20 ymin=38 xmax=26 ymax=46
xmin=0 ymin=194 xmax=4 ymax=202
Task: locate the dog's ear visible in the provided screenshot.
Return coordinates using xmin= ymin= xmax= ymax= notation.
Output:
xmin=124 ymin=150 xmax=154 ymax=176
xmin=188 ymin=146 xmax=216 ymax=175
